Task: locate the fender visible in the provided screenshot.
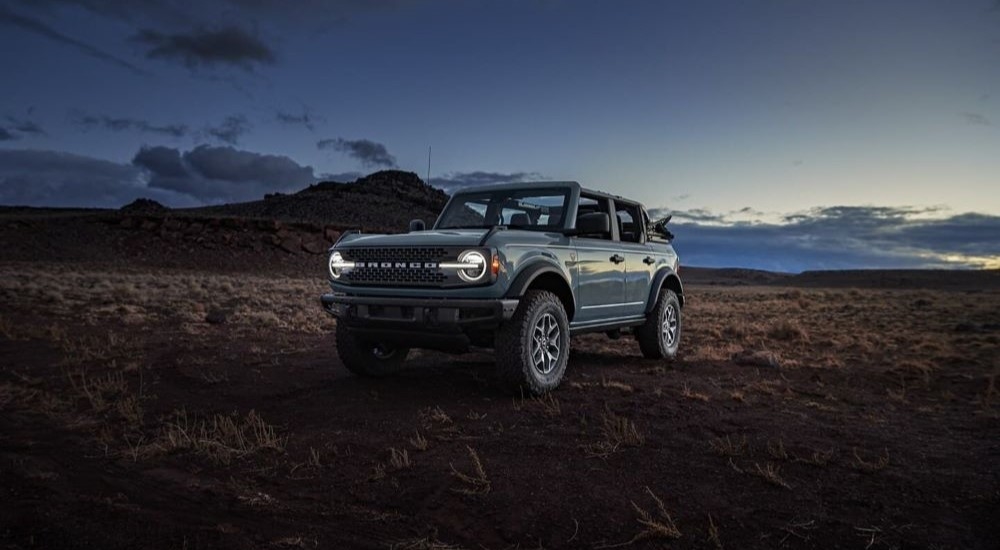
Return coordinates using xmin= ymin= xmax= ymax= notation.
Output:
xmin=505 ymin=260 xmax=569 ymax=298
xmin=645 ymin=268 xmax=684 ymax=312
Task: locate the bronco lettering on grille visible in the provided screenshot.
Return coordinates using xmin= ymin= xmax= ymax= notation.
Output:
xmin=354 ymin=261 xmax=439 ymax=269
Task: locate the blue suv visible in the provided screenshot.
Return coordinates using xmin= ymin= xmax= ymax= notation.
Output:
xmin=321 ymin=182 xmax=683 ymax=394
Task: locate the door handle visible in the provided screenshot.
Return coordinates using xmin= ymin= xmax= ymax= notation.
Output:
xmin=643 ymin=256 xmax=656 ymax=265
xmin=610 ymin=254 xmax=625 ymax=264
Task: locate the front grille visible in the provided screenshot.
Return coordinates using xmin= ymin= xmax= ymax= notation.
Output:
xmin=342 ymin=247 xmax=452 ymax=286
xmin=346 ymin=247 xmax=450 ymax=263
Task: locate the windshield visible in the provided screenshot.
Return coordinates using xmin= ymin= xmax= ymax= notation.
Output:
xmin=436 ymin=188 xmax=571 ymax=230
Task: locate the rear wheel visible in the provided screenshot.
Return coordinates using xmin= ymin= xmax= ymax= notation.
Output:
xmin=335 ymin=323 xmax=410 ymax=377
xmin=495 ymin=290 xmax=570 ymax=395
xmin=637 ymin=289 xmax=681 ymax=360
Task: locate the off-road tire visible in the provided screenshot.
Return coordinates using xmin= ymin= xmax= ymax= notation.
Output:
xmin=637 ymin=289 xmax=681 ymax=360
xmin=335 ymin=323 xmax=410 ymax=377
xmin=495 ymin=290 xmax=570 ymax=395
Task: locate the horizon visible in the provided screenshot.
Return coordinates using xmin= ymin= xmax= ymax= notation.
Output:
xmin=1 ymin=0 xmax=998 ymax=270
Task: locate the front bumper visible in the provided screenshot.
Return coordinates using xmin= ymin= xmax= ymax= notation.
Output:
xmin=320 ymin=294 xmax=518 ymax=333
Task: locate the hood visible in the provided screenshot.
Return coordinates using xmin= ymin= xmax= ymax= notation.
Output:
xmin=336 ymin=229 xmax=489 ymax=248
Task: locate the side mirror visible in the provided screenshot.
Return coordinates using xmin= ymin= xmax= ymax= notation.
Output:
xmin=408 ymin=219 xmax=426 ymax=232
xmin=574 ymin=212 xmax=610 ymax=237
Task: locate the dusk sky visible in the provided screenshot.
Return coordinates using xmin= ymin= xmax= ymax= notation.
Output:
xmin=1 ymin=0 xmax=998 ymax=271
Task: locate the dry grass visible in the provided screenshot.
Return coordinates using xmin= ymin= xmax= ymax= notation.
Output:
xmin=409 ymin=430 xmax=429 ymax=451
xmin=583 ymin=408 xmax=644 ymax=458
xmin=709 ymin=435 xmax=748 ymax=457
xmin=681 ymin=383 xmax=710 ymax=402
xmin=750 ymin=462 xmax=792 ymax=489
xmin=707 ymin=514 xmax=723 ymax=549
xmin=420 ymin=406 xmax=452 ymax=426
xmin=450 ymin=445 xmax=490 ymax=495
xmin=569 ymin=378 xmax=635 ymax=393
xmin=66 ymin=369 xmax=128 ymax=413
xmin=158 ymin=408 xmax=285 ymax=464
xmin=533 ymin=392 xmax=561 ymax=416
xmin=389 ymin=537 xmax=462 ymax=550
xmin=795 ymin=447 xmax=835 ymax=467
xmin=388 ymin=447 xmax=411 ymax=470
xmin=852 ymin=448 xmax=890 ymax=473
xmin=766 ymin=439 xmax=789 ymax=461
xmin=767 ymin=319 xmax=809 ymax=343
xmin=596 ymin=487 xmax=681 ymax=548
xmin=0 ymin=266 xmax=333 ymax=334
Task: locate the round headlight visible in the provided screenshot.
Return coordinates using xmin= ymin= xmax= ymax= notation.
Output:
xmin=329 ymin=251 xmax=345 ymax=279
xmin=456 ymin=250 xmax=487 ymax=282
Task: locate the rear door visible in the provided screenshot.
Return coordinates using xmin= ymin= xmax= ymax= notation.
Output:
xmin=571 ymin=194 xmax=626 ymax=324
xmin=613 ymin=200 xmax=656 ymax=318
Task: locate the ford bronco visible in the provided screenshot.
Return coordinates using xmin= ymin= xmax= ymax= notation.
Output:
xmin=320 ymin=182 xmax=683 ymax=394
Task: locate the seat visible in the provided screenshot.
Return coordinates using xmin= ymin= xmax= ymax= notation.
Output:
xmin=509 ymin=213 xmax=529 ymax=226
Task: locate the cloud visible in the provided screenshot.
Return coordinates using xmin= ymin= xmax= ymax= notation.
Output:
xmin=0 ymin=5 xmax=148 ymax=76
xmin=133 ymin=144 xmax=316 ymax=203
xmin=0 ymin=115 xmax=47 ymax=141
xmin=75 ymin=114 xmax=188 ymax=137
xmin=5 ymin=116 xmax=46 ymax=136
xmin=317 ymin=137 xmax=396 ymax=168
xmin=0 ymin=148 xmax=193 ymax=208
xmin=132 ymin=26 xmax=276 ymax=71
xmin=204 ymin=115 xmax=250 ymax=145
xmin=961 ymin=112 xmax=992 ymax=126
xmin=653 ymin=205 xmax=1000 ymax=271
xmin=428 ymin=171 xmax=546 ymax=194
xmin=0 ymin=145 xmax=317 ymax=208
xmin=276 ymin=109 xmax=321 ymax=131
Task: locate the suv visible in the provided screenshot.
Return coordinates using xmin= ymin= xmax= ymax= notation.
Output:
xmin=320 ymin=182 xmax=683 ymax=394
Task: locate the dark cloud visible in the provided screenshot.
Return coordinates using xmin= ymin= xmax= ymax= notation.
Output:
xmin=204 ymin=115 xmax=250 ymax=145
xmin=276 ymin=110 xmax=320 ymax=131
xmin=131 ymin=145 xmax=187 ymax=177
xmin=133 ymin=144 xmax=316 ymax=203
xmin=0 ymin=115 xmax=46 ymax=141
xmin=655 ymin=205 xmax=1000 ymax=271
xmin=0 ymin=145 xmax=316 ymax=208
xmin=317 ymin=137 xmax=396 ymax=168
xmin=5 ymin=116 xmax=46 ymax=136
xmin=75 ymin=114 xmax=188 ymax=137
xmin=428 ymin=171 xmax=545 ymax=194
xmin=0 ymin=148 xmax=193 ymax=208
xmin=961 ymin=112 xmax=992 ymax=126
xmin=649 ymin=207 xmax=726 ymax=224
xmin=133 ymin=26 xmax=276 ymax=71
xmin=0 ymin=5 xmax=148 ymax=75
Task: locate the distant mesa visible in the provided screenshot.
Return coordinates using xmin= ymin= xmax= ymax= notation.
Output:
xmin=121 ymin=198 xmax=169 ymax=215
xmin=182 ymin=169 xmax=449 ymax=232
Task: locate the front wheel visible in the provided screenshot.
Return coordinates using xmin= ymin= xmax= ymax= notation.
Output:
xmin=495 ymin=290 xmax=570 ymax=395
xmin=335 ymin=323 xmax=410 ymax=377
xmin=636 ymin=289 xmax=681 ymax=360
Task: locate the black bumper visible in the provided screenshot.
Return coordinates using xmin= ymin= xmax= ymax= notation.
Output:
xmin=321 ymin=293 xmax=518 ymax=350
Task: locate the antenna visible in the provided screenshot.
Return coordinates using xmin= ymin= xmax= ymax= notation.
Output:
xmin=426 ymin=145 xmax=432 ymax=184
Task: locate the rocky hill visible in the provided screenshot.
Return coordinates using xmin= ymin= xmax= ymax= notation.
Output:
xmin=184 ymin=170 xmax=448 ymax=231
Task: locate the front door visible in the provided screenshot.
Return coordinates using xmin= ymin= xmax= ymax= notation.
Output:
xmin=571 ymin=194 xmax=625 ymax=324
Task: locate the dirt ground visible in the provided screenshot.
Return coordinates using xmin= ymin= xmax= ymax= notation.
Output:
xmin=1 ymin=256 xmax=997 ymax=550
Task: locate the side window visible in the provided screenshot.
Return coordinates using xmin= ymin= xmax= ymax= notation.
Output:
xmin=576 ymin=194 xmax=612 ymax=240
xmin=614 ymin=201 xmax=644 ymax=243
